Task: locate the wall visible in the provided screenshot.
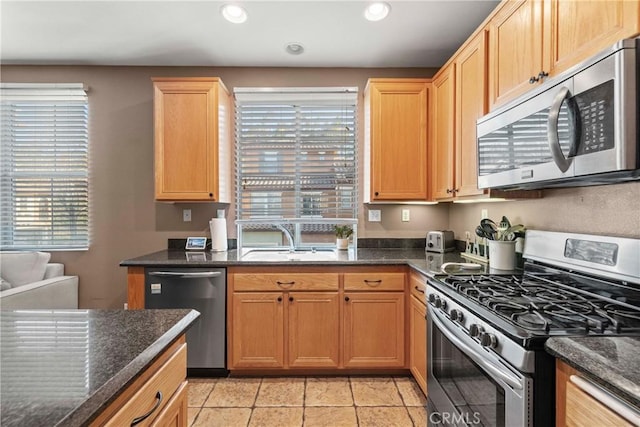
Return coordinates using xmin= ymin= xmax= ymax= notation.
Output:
xmin=448 ymin=182 xmax=640 ymax=240
xmin=1 ymin=65 xmax=446 ymax=308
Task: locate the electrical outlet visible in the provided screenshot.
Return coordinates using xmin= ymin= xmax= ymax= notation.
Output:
xmin=217 ymin=209 xmax=226 ymax=218
xmin=481 ymin=209 xmax=489 ymax=220
xmin=183 ymin=209 xmax=192 ymax=222
xmin=401 ymin=209 xmax=410 ymax=222
xmin=368 ymin=209 xmax=381 ymax=222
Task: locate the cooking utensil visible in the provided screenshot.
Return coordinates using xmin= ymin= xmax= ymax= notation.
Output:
xmin=502 ymin=224 xmax=526 ymax=241
xmin=476 ymin=225 xmax=494 ymax=240
xmin=481 ymin=223 xmax=497 ymax=240
xmin=497 ymin=216 xmax=511 ymax=240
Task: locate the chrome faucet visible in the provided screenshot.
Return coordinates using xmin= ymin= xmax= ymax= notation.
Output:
xmin=275 ymin=224 xmax=295 ymax=252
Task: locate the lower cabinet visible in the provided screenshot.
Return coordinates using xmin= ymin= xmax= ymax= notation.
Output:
xmin=228 ymin=267 xmax=407 ymax=371
xmin=409 ymin=295 xmax=427 ymax=395
xmin=343 ymin=292 xmax=405 ymax=368
xmin=288 ymin=292 xmax=340 ymax=368
xmin=231 ymin=292 xmax=285 ymax=368
xmin=556 ymin=359 xmax=634 ymax=427
xmin=92 ymin=337 xmax=188 ymax=426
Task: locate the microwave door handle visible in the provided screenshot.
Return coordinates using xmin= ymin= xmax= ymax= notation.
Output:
xmin=429 ymin=307 xmax=523 ymax=390
xmin=547 ymin=86 xmax=578 ymax=173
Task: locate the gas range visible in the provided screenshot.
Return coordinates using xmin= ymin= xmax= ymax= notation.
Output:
xmin=428 ymin=230 xmax=640 ymax=348
xmin=426 ymin=230 xmax=640 ymax=427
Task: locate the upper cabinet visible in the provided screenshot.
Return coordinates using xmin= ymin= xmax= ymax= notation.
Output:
xmin=430 ymin=65 xmax=456 ymax=200
xmin=545 ymin=0 xmax=640 ymax=77
xmin=488 ymin=0 xmax=544 ymax=109
xmin=488 ymin=0 xmax=640 ymax=109
xmin=153 ymin=77 xmax=231 ymax=202
xmin=364 ymin=79 xmax=430 ymax=202
xmin=431 ymin=31 xmax=489 ymax=201
xmin=454 ymin=30 xmax=489 ymax=198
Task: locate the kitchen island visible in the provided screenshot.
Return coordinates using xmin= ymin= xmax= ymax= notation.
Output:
xmin=0 ymin=308 xmax=199 ymax=427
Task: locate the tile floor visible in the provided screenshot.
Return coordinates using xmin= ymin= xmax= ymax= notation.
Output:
xmin=187 ymin=376 xmax=428 ymax=427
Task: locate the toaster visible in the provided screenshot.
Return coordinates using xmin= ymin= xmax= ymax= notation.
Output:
xmin=426 ymin=230 xmax=455 ymax=253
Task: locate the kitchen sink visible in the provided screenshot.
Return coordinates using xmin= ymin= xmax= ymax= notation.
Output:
xmin=240 ymin=248 xmax=339 ymax=262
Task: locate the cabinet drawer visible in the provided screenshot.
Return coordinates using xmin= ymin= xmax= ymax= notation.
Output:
xmin=105 ymin=344 xmax=186 ymax=427
xmin=233 ymin=273 xmax=339 ymax=291
xmin=344 ymin=273 xmax=405 ymax=291
xmin=409 ymin=272 xmax=427 ymax=302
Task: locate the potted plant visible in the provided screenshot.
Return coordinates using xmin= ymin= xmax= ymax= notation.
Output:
xmin=334 ymin=225 xmax=353 ymax=250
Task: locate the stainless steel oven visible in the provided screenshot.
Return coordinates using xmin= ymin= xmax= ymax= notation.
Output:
xmin=427 ymin=303 xmax=532 ymax=427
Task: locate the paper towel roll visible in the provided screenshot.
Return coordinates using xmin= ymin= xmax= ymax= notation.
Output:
xmin=209 ymin=218 xmax=228 ymax=252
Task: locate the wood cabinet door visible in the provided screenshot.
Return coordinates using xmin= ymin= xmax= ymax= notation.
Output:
xmin=565 ymin=382 xmax=633 ymax=427
xmin=409 ymin=296 xmax=427 ymax=396
xmin=150 ymin=381 xmax=188 ymax=427
xmin=231 ymin=292 xmax=284 ymax=368
xmin=153 ymin=79 xmax=220 ymax=201
xmin=343 ymin=292 xmax=405 ymax=368
xmin=431 ymin=65 xmax=456 ymax=200
xmin=489 ymin=0 xmax=544 ymax=109
xmin=546 ymin=0 xmax=640 ymax=78
xmin=287 ymin=292 xmax=340 ymax=368
xmin=455 ymin=30 xmax=488 ymax=198
xmin=368 ymin=80 xmax=429 ymax=201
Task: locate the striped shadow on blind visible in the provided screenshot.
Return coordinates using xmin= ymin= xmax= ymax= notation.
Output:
xmin=0 ymin=83 xmax=89 ymax=250
xmin=234 ymin=87 xmax=358 ymax=230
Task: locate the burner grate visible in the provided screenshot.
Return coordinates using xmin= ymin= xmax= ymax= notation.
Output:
xmin=441 ymin=273 xmax=640 ymax=334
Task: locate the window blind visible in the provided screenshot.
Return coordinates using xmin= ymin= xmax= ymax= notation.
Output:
xmin=235 ymin=87 xmax=358 ymax=226
xmin=0 ymin=83 xmax=89 ymax=250
xmin=0 ymin=310 xmax=90 ymax=401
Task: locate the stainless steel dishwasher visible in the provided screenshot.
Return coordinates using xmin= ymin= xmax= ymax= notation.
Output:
xmin=144 ymin=267 xmax=226 ymax=375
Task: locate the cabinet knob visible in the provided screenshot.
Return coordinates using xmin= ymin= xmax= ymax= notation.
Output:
xmin=538 ymin=70 xmax=549 ymax=80
xmin=289 ymin=296 xmax=294 ymax=302
xmin=528 ymin=75 xmax=539 ymax=84
xmin=277 ymin=296 xmax=283 ymax=302
xmin=344 ymin=296 xmax=350 ymax=302
xmin=374 ymin=191 xmax=379 ymax=196
xmin=209 ymin=193 xmax=213 ymax=198
xmin=446 ymin=188 xmax=453 ymax=194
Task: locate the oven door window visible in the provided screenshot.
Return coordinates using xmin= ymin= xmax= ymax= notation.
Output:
xmin=432 ymin=327 xmax=506 ymax=427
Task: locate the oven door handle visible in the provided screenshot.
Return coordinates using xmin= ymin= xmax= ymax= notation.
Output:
xmin=430 ymin=308 xmax=523 ymax=390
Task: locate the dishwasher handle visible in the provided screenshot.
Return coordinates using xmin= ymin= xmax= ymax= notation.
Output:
xmin=147 ymin=271 xmax=222 ymax=279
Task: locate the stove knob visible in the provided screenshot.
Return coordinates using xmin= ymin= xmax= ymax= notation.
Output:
xmin=479 ymin=332 xmax=498 ymax=348
xmin=440 ymin=299 xmax=447 ymax=310
xmin=434 ymin=297 xmax=442 ymax=308
xmin=469 ymin=324 xmax=483 ymax=337
xmin=450 ymin=309 xmax=464 ymax=322
xmin=428 ymin=294 xmax=437 ymax=304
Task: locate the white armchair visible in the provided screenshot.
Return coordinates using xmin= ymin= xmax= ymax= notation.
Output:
xmin=0 ymin=252 xmax=78 ymax=310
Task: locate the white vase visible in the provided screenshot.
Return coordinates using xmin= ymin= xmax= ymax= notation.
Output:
xmin=488 ymin=240 xmax=516 ymax=270
xmin=336 ymin=238 xmax=349 ymax=250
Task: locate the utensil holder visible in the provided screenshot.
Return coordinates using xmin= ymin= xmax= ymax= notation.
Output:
xmin=488 ymin=240 xmax=516 ymax=270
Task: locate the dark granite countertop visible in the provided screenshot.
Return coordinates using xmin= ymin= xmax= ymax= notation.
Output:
xmin=120 ymin=248 xmax=486 ymax=278
xmin=546 ymin=336 xmax=640 ymax=408
xmin=0 ymin=309 xmax=200 ymax=427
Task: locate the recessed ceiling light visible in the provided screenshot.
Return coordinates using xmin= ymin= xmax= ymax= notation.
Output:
xmin=221 ymin=4 xmax=248 ymax=24
xmin=285 ymin=43 xmax=305 ymax=55
xmin=364 ymin=2 xmax=390 ymax=22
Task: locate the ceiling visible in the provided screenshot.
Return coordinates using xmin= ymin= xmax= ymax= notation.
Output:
xmin=1 ymin=0 xmax=499 ymax=68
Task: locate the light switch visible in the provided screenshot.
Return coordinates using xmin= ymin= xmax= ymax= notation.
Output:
xmin=183 ymin=209 xmax=192 ymax=222
xmin=402 ymin=209 xmax=410 ymax=222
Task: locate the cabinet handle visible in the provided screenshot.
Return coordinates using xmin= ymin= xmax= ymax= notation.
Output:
xmin=277 ymin=296 xmax=283 ymax=302
xmin=529 ymin=75 xmax=538 ymax=84
xmin=289 ymin=296 xmax=294 ymax=302
xmin=130 ymin=391 xmax=163 ymax=426
xmin=446 ymin=188 xmax=453 ymax=194
xmin=414 ymin=286 xmax=425 ymax=294
xmin=363 ymin=279 xmax=382 ymax=286
xmin=344 ymin=296 xmax=350 ymax=302
xmin=538 ymin=70 xmax=549 ymax=80
xmin=276 ymin=281 xmax=295 ymax=286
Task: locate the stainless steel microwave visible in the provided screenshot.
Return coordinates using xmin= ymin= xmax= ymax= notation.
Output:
xmin=477 ymin=39 xmax=639 ymax=190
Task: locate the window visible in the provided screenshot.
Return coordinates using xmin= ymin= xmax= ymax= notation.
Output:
xmin=0 ymin=83 xmax=89 ymax=250
xmin=235 ymin=87 xmax=358 ymax=226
